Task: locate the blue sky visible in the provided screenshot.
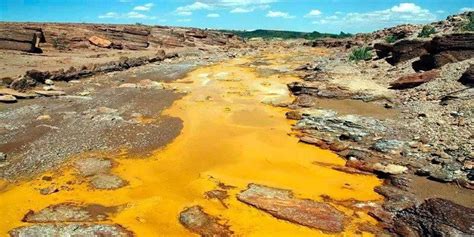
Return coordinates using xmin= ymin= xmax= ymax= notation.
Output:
xmin=1 ymin=0 xmax=473 ymax=33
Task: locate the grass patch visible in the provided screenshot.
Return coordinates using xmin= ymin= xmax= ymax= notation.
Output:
xmin=385 ymin=35 xmax=398 ymax=43
xmin=349 ymin=46 xmax=373 ymax=61
xmin=418 ymin=25 xmax=436 ymax=38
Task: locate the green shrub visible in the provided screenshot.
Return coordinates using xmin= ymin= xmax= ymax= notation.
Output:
xmin=461 ymin=14 xmax=474 ymax=31
xmin=385 ymin=35 xmax=398 ymax=43
xmin=418 ymin=25 xmax=436 ymax=38
xmin=349 ymin=46 xmax=373 ymax=61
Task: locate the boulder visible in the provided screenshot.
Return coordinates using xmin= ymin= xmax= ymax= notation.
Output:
xmin=394 ymin=198 xmax=474 ymax=236
xmin=0 ymin=27 xmax=44 ymax=53
xmin=179 ymin=206 xmax=233 ymax=236
xmin=390 ymin=70 xmax=440 ymax=89
xmin=386 ymin=40 xmax=429 ymax=65
xmin=413 ymin=33 xmax=474 ymax=71
xmin=237 ymin=184 xmax=346 ymax=233
xmin=459 ymin=65 xmax=474 ymax=86
xmin=88 ymin=36 xmax=112 ymax=48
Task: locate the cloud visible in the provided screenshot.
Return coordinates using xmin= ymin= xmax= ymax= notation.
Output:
xmin=133 ymin=3 xmax=154 ymax=11
xmin=126 ymin=11 xmax=148 ymax=18
xmin=176 ymin=0 xmax=275 ymax=14
xmin=176 ymin=2 xmax=213 ymax=12
xmin=207 ymin=13 xmax=220 ymax=18
xmin=177 ymin=11 xmax=193 ymax=16
xmin=460 ymin=7 xmax=474 ymax=12
xmin=305 ymin=9 xmax=322 ymax=17
xmin=177 ymin=18 xmax=192 ymax=22
xmin=313 ymin=3 xmax=436 ymax=30
xmin=98 ymin=11 xmax=154 ymax=19
xmin=266 ymin=10 xmax=294 ymax=19
xmin=99 ymin=12 xmax=119 ymax=19
xmin=230 ymin=7 xmax=253 ymax=13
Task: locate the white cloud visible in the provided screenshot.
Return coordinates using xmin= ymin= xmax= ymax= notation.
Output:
xmin=126 ymin=11 xmax=148 ymax=18
xmin=177 ymin=11 xmax=193 ymax=16
xmin=390 ymin=3 xmax=422 ymax=13
xmin=177 ymin=18 xmax=192 ymax=22
xmin=133 ymin=3 xmax=154 ymax=11
xmin=98 ymin=11 xmax=153 ymax=19
xmin=207 ymin=13 xmax=220 ymax=18
xmin=305 ymin=9 xmax=322 ymax=17
xmin=266 ymin=10 xmax=294 ymax=19
xmin=311 ymin=3 xmax=437 ymax=33
xmin=176 ymin=0 xmax=274 ymax=14
xmin=230 ymin=7 xmax=253 ymax=13
xmin=436 ymin=10 xmax=445 ymax=14
xmin=176 ymin=2 xmax=213 ymax=12
xmin=99 ymin=12 xmax=119 ymax=19
xmin=460 ymin=7 xmax=474 ymax=12
xmin=315 ymin=3 xmax=435 ymax=25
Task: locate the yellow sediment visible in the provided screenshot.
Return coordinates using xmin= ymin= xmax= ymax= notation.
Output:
xmin=0 ymin=48 xmax=382 ymax=236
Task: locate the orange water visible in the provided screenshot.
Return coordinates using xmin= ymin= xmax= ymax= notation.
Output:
xmin=0 ymin=48 xmax=382 ymax=236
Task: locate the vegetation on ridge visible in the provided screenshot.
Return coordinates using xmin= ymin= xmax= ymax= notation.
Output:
xmin=220 ymin=29 xmax=353 ymax=40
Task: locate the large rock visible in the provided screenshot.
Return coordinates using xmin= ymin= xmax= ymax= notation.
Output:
xmin=413 ymin=33 xmax=474 ymax=71
xmin=179 ymin=206 xmax=233 ymax=236
xmin=237 ymin=184 xmax=346 ymax=233
xmin=377 ymin=40 xmax=429 ymax=65
xmin=88 ymin=36 xmax=112 ymax=48
xmin=9 ymin=224 xmax=132 ymax=237
xmin=459 ymin=65 xmax=474 ymax=86
xmin=390 ymin=70 xmax=440 ymax=89
xmin=0 ymin=26 xmax=44 ymax=53
xmin=394 ymin=198 xmax=474 ymax=236
xmin=22 ymin=203 xmax=114 ymax=222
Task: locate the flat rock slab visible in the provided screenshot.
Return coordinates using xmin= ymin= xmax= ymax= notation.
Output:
xmin=390 ymin=70 xmax=439 ymax=89
xmin=0 ymin=94 xmax=17 ymax=103
xmin=179 ymin=206 xmax=233 ymax=236
xmin=90 ymin=174 xmax=126 ymax=190
xmin=9 ymin=223 xmax=132 ymax=237
xmin=0 ymin=88 xmax=37 ymax=98
xmin=23 ymin=203 xmax=116 ymax=223
xmin=34 ymin=90 xmax=66 ymax=96
xmin=237 ymin=184 xmax=346 ymax=233
xmin=74 ymin=158 xmax=113 ymax=177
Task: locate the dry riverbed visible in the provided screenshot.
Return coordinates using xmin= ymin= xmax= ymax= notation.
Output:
xmin=0 ymin=47 xmax=388 ymax=236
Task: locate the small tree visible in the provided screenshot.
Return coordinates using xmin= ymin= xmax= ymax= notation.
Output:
xmin=349 ymin=46 xmax=373 ymax=61
xmin=418 ymin=25 xmax=436 ymax=38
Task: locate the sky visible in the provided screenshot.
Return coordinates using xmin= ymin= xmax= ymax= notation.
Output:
xmin=0 ymin=0 xmax=473 ymax=33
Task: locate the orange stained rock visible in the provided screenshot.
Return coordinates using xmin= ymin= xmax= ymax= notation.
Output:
xmin=0 ymin=48 xmax=382 ymax=236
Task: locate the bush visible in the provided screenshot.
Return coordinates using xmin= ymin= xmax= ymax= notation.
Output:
xmin=349 ymin=46 xmax=373 ymax=61
xmin=461 ymin=14 xmax=474 ymax=31
xmin=52 ymin=33 xmax=69 ymax=50
xmin=385 ymin=35 xmax=398 ymax=43
xmin=418 ymin=25 xmax=436 ymax=38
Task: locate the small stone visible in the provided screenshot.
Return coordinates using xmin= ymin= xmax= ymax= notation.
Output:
xmin=36 ymin=115 xmax=51 ymax=121
xmin=40 ymin=186 xmax=59 ymax=195
xmin=0 ymin=94 xmax=17 ymax=103
xmin=34 ymin=90 xmax=66 ymax=97
xmin=372 ymin=163 xmax=408 ymax=175
xmin=118 ymin=83 xmax=137 ymax=88
xmin=45 ymin=79 xmax=54 ymax=85
xmin=0 ymin=152 xmax=7 ymax=162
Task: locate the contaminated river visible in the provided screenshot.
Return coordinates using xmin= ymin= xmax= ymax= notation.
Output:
xmin=0 ymin=48 xmax=382 ymax=236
